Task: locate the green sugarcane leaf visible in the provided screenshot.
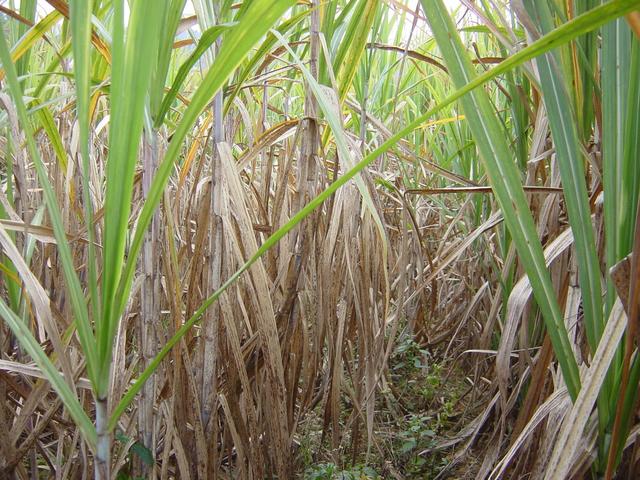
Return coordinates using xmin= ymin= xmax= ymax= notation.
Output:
xmin=420 ymin=0 xmax=581 ymax=398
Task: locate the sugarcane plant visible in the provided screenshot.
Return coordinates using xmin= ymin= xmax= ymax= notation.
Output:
xmin=0 ymin=0 xmax=638 ymax=477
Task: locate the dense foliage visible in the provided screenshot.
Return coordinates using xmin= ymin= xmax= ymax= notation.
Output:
xmin=0 ymin=0 xmax=638 ymax=478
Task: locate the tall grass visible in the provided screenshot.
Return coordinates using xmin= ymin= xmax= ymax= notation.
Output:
xmin=0 ymin=0 xmax=639 ymax=478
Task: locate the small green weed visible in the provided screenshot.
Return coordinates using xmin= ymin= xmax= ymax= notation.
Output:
xmin=304 ymin=463 xmax=380 ymax=480
xmin=113 ymin=431 xmax=153 ymax=480
xmin=395 ymin=413 xmax=437 ymax=474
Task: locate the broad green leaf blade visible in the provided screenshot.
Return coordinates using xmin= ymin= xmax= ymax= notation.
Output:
xmin=69 ymin=0 xmax=101 ymax=338
xmin=420 ymin=0 xmax=581 ymax=398
xmin=520 ymin=3 xmax=622 ymax=468
xmin=600 ymin=10 xmax=640 ymax=473
xmin=99 ymin=0 xmax=167 ymax=395
xmin=523 ymin=0 xmax=603 ymax=351
xmin=602 ymin=15 xmax=638 ymax=307
xmin=620 ymin=39 xmax=640 ymax=249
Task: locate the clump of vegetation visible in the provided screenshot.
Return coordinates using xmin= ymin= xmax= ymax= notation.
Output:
xmin=298 ymin=336 xmax=466 ymax=478
xmin=395 ymin=413 xmax=438 ymax=475
xmin=304 ymin=463 xmax=380 ymax=480
xmin=0 ymin=0 xmax=639 ymax=479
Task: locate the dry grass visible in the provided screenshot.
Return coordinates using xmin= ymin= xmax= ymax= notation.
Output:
xmin=0 ymin=0 xmax=639 ymax=479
